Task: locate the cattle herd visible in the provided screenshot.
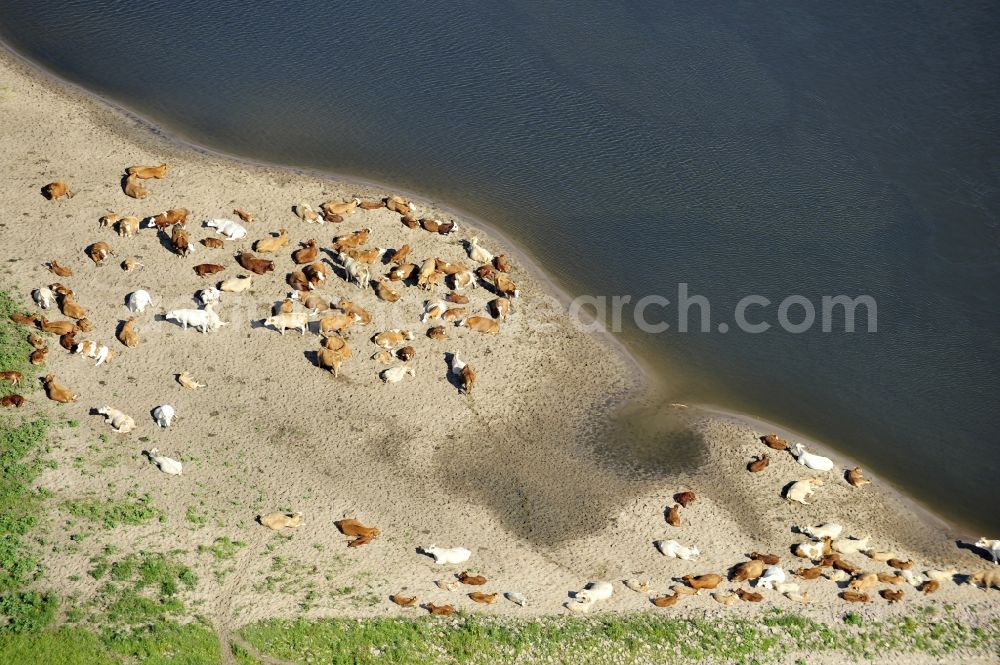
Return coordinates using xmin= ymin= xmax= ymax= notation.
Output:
xmin=2 ymin=165 xmax=998 ymax=616
xmin=11 ymin=165 xmax=520 ymax=406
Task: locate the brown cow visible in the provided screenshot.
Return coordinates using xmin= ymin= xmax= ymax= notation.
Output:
xmin=42 ymin=374 xmax=77 ymax=403
xmin=0 ymin=395 xmax=25 ymax=408
xmin=731 ymin=560 xmax=765 ymax=583
xmin=682 ymin=574 xmax=722 ymax=591
xmin=42 ymin=181 xmax=73 ymax=200
xmin=457 ymin=571 xmax=486 ymax=586
xmin=87 ymin=242 xmax=115 ymax=265
xmin=237 ymin=251 xmax=275 ymax=275
xmin=292 ymin=240 xmax=318 ymax=264
xmin=735 ymin=589 xmax=764 ymax=602
xmin=127 ymin=163 xmax=169 ymax=179
xmin=665 ymin=504 xmax=681 ymax=527
xmin=171 ymin=225 xmax=192 ymax=256
xmin=674 ymin=491 xmax=696 ymax=508
xmin=149 ymin=208 xmax=189 ymax=229
xmin=47 ymin=260 xmax=73 ymax=277
xmin=122 ymin=173 xmax=148 ymax=199
xmin=457 ymin=316 xmax=499 ymax=334
xmin=762 ymin=434 xmax=788 ymax=450
xmin=334 ymin=518 xmax=380 ymax=547
xmin=193 ymin=264 xmax=225 ymax=277
xmin=468 ymin=592 xmax=498 ymax=604
xmin=748 ymin=454 xmax=770 ymax=472
xmin=390 ymin=594 xmax=418 ymax=607
xmin=254 ymin=229 xmax=289 ymax=254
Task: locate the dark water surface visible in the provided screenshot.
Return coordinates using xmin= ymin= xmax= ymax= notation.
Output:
xmin=2 ymin=1 xmax=998 ymax=531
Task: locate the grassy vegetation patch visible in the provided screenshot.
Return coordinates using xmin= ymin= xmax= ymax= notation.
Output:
xmin=253 ymin=555 xmax=322 ymax=597
xmin=185 ymin=504 xmax=208 ymax=527
xmin=0 ymin=627 xmax=116 ymax=665
xmin=0 ymin=621 xmax=220 ymax=665
xmin=231 ymin=640 xmax=263 ymax=665
xmin=0 ymin=291 xmax=34 ymax=399
xmin=0 ymin=298 xmax=57 ymax=632
xmin=63 ymin=491 xmax=165 ymax=529
xmin=197 ymin=536 xmax=246 ymax=560
xmin=0 ymin=415 xmax=50 ymax=593
xmin=83 ymin=550 xmax=198 ymax=628
xmin=240 ymin=611 xmax=1000 ymax=665
xmin=0 ymin=591 xmax=57 ymax=633
xmin=0 ymin=413 xmax=54 ymax=633
xmin=198 ymin=536 xmax=247 ymax=585
xmin=99 ymin=619 xmax=220 ymax=664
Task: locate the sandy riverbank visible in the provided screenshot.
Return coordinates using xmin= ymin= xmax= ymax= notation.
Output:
xmin=0 ymin=42 xmax=997 ymax=640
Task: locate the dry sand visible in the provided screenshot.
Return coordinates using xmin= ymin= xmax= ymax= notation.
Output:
xmin=0 ymin=44 xmax=998 ymax=641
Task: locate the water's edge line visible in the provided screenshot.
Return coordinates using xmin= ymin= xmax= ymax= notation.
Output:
xmin=695 ymin=404 xmax=972 ymax=541
xmin=0 ymin=39 xmax=970 ymax=542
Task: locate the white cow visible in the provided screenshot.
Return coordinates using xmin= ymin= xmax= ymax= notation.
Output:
xmin=790 ymin=443 xmax=834 ymax=471
xmin=97 ymin=406 xmax=136 ymax=434
xmin=262 ymin=312 xmax=310 ymax=335
xmin=795 ymin=540 xmax=826 ymax=560
xmin=127 ymin=290 xmax=152 ymax=313
xmin=197 ymin=287 xmax=221 ymax=305
xmin=32 ymin=287 xmax=55 ymax=309
xmin=756 ymin=566 xmax=786 ymax=590
xmin=219 ymin=275 xmax=253 ymax=293
xmin=654 ymin=539 xmax=701 ymax=560
xmin=204 ymin=218 xmax=247 ymax=240
xmin=76 ymin=341 xmax=111 ymax=367
xmin=421 ymin=300 xmax=448 ymax=323
xmin=831 ymin=536 xmax=871 ymax=555
xmin=575 ymin=581 xmax=613 ymax=603
xmin=504 ymin=592 xmax=527 ymax=607
xmin=449 ymin=354 xmax=469 ymax=377
xmin=381 ymin=366 xmax=415 ymax=384
xmin=467 ymin=237 xmax=495 ymax=264
xmin=165 ymin=304 xmax=227 ymax=333
xmin=338 ymin=255 xmax=371 ymax=288
xmin=146 ymin=448 xmax=182 ymax=475
xmin=153 ymin=404 xmax=175 ymax=427
xmin=976 ymin=538 xmax=1000 ymax=565
xmin=799 ymin=523 xmax=844 ymax=540
xmin=420 ymin=545 xmax=471 ymax=565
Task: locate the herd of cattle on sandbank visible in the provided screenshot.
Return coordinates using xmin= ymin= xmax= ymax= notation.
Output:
xmin=1 ymin=166 xmax=997 ymax=615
